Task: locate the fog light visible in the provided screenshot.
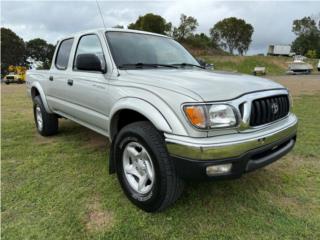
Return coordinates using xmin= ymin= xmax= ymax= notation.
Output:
xmin=206 ymin=163 xmax=232 ymax=176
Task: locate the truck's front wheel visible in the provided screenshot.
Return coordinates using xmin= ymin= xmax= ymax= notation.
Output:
xmin=33 ymin=96 xmax=58 ymax=136
xmin=114 ymin=121 xmax=184 ymax=212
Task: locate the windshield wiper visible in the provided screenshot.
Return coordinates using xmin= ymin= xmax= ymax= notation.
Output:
xmin=172 ymin=63 xmax=204 ymax=69
xmin=118 ymin=63 xmax=178 ymax=69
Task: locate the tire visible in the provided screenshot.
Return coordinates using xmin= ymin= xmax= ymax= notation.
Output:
xmin=5 ymin=81 xmax=9 ymax=85
xmin=33 ymin=96 xmax=58 ymax=136
xmin=114 ymin=121 xmax=184 ymax=212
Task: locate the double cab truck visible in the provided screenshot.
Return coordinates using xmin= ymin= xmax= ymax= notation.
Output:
xmin=27 ymin=29 xmax=298 ymax=212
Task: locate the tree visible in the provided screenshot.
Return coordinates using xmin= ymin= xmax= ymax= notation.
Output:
xmin=1 ymin=28 xmax=26 ymax=75
xmin=26 ymin=38 xmax=55 ymax=69
xmin=292 ymin=16 xmax=318 ymax=35
xmin=306 ymin=49 xmax=317 ymax=59
xmin=173 ymin=14 xmax=198 ymax=41
xmin=128 ymin=13 xmax=172 ymax=35
xmin=291 ymin=16 xmax=320 ymax=58
xmin=185 ymin=33 xmax=213 ymax=49
xmin=291 ymin=31 xmax=320 ymax=58
xmin=210 ymin=17 xmax=254 ymax=55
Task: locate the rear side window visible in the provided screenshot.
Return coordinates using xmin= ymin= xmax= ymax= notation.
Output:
xmin=55 ymin=38 xmax=74 ymax=70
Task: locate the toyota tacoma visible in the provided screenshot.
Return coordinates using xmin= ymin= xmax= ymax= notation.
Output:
xmin=26 ymin=29 xmax=298 ymax=212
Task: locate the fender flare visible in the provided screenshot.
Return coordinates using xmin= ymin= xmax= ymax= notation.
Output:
xmin=109 ymin=97 xmax=176 ymax=140
xmin=30 ymin=82 xmax=52 ymax=113
xmin=108 ymin=97 xmax=188 ymax=174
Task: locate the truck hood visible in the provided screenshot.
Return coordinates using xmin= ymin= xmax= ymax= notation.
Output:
xmin=124 ymin=69 xmax=285 ymax=101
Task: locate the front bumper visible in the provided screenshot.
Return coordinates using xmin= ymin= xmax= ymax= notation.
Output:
xmin=165 ymin=113 xmax=298 ymax=179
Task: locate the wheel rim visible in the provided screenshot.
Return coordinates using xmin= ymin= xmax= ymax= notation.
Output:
xmin=36 ymin=106 xmax=43 ymax=131
xmin=122 ymin=142 xmax=155 ymax=194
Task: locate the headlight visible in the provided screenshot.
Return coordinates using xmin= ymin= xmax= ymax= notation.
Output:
xmin=208 ymin=105 xmax=237 ymax=128
xmin=183 ymin=104 xmax=237 ymax=129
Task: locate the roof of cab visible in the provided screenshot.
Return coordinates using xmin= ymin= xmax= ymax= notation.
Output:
xmin=57 ymin=28 xmax=170 ymax=42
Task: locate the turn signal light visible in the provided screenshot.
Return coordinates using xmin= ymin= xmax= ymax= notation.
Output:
xmin=184 ymin=105 xmax=206 ymax=128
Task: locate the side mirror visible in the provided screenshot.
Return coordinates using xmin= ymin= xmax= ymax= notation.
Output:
xmin=197 ymin=58 xmax=214 ymax=70
xmin=75 ymin=53 xmax=106 ymax=73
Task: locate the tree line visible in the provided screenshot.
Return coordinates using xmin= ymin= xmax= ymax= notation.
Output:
xmin=1 ymin=28 xmax=55 ymax=75
xmin=291 ymin=16 xmax=320 ymax=58
xmin=125 ymin=13 xmax=254 ymax=55
xmin=1 ymin=13 xmax=319 ymax=76
xmin=118 ymin=13 xmax=320 ymax=58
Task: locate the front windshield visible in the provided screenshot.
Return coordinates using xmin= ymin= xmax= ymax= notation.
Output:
xmin=105 ymin=31 xmax=200 ymax=69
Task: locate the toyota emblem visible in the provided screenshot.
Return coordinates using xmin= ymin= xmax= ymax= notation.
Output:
xmin=271 ymin=102 xmax=279 ymax=114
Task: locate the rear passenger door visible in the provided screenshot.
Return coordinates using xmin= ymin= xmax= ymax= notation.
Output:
xmin=46 ymin=38 xmax=75 ymax=112
xmin=65 ymin=34 xmax=109 ymax=133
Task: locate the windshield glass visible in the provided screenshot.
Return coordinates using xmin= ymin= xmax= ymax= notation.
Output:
xmin=105 ymin=31 xmax=200 ymax=69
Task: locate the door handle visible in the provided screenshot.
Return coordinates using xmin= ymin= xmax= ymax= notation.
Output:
xmin=49 ymin=76 xmax=54 ymax=81
xmin=67 ymin=79 xmax=73 ymax=86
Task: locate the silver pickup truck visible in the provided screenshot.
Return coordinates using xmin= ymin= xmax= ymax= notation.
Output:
xmin=27 ymin=28 xmax=298 ymax=212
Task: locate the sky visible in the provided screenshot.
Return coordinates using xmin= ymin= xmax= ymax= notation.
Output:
xmin=1 ymin=0 xmax=320 ymax=55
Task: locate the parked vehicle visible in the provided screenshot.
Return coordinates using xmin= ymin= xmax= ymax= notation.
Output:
xmin=318 ymin=60 xmax=320 ymax=71
xmin=4 ymin=65 xmax=26 ymax=84
xmin=26 ymin=29 xmax=298 ymax=212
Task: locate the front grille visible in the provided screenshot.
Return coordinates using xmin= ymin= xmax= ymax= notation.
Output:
xmin=250 ymin=95 xmax=289 ymax=126
xmin=6 ymin=76 xmax=14 ymax=80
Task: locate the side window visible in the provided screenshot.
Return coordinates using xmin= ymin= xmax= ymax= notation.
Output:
xmin=55 ymin=38 xmax=74 ymax=70
xmin=74 ymin=34 xmax=104 ymax=70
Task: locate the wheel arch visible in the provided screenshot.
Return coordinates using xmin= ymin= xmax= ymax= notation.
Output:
xmin=108 ymin=98 xmax=180 ymax=175
xmin=30 ymin=82 xmax=52 ymax=113
xmin=109 ymin=98 xmax=173 ymax=141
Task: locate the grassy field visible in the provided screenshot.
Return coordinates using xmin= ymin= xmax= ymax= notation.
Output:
xmin=201 ymin=55 xmax=319 ymax=75
xmin=1 ymin=84 xmax=320 ymax=240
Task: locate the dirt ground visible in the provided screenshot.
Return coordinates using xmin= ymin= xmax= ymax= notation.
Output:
xmin=267 ymin=74 xmax=320 ymax=96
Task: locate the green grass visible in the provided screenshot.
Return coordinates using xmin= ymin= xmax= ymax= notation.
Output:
xmin=1 ymin=85 xmax=320 ymax=239
xmin=201 ymin=55 xmax=319 ymax=75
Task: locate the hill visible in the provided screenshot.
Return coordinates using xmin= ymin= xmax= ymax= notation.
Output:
xmin=200 ymin=55 xmax=319 ymax=75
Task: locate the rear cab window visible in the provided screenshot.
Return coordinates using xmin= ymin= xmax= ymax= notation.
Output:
xmin=55 ymin=38 xmax=74 ymax=70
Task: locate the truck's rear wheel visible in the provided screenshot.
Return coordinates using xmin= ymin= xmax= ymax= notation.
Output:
xmin=114 ymin=121 xmax=184 ymax=212
xmin=33 ymin=96 xmax=58 ymax=136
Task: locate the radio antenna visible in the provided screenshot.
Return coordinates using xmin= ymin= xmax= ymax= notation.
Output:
xmin=96 ymin=0 xmax=106 ymax=28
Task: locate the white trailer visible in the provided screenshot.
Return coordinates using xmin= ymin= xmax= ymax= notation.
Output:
xmin=268 ymin=45 xmax=293 ymax=56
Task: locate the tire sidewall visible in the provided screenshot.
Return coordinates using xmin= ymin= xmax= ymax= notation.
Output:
xmin=115 ymin=127 xmax=166 ymax=211
xmin=33 ymin=96 xmax=44 ymax=135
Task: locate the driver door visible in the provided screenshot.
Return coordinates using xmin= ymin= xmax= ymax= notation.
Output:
xmin=65 ymin=34 xmax=110 ymax=133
